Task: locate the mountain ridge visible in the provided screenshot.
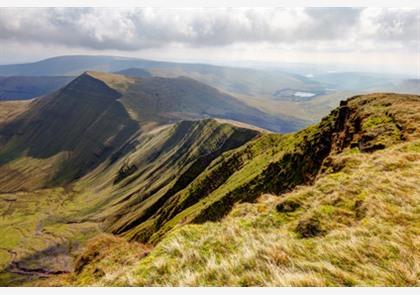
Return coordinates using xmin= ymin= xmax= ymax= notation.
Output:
xmin=2 ymin=92 xmax=413 ymax=287
xmin=0 ymin=82 xmax=418 ymax=286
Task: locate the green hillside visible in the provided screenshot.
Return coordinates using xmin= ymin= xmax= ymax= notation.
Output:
xmin=0 ymin=118 xmax=259 ymax=286
xmin=0 ymin=90 xmax=418 ymax=286
xmin=46 ymin=93 xmax=419 ymax=287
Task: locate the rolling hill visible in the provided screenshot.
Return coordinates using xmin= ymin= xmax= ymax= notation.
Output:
xmin=115 ymin=68 xmax=152 ymax=78
xmin=0 ymin=56 xmax=327 ymax=120
xmin=0 ymin=56 xmax=323 ymax=97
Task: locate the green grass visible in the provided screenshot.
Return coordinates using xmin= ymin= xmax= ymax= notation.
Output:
xmin=0 ymin=187 xmax=103 ymax=286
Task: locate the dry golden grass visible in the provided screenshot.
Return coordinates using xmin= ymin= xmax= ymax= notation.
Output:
xmin=83 ymin=140 xmax=420 ymax=286
xmin=85 ymin=71 xmax=135 ymax=92
xmin=33 ymin=234 xmax=150 ymax=286
xmin=0 ymin=100 xmax=31 ymax=124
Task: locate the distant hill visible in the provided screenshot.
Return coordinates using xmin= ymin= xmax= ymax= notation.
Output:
xmin=393 ymin=79 xmax=420 ymax=94
xmin=1 ymin=56 xmax=417 ymax=123
xmin=0 ymin=55 xmax=324 ymax=100
xmin=0 ymin=76 xmax=73 ymax=100
xmin=0 ymin=72 xmax=140 ymax=190
xmin=115 ymin=68 xmax=152 ymax=78
xmin=84 ymin=71 xmax=307 ymax=132
xmin=309 ymin=72 xmax=419 ymax=92
xmin=0 ymin=55 xmax=142 ymax=76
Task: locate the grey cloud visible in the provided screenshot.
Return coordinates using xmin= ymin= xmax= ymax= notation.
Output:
xmin=301 ymin=8 xmax=363 ymax=39
xmin=0 ymin=7 xmax=417 ymax=51
xmin=372 ymin=8 xmax=419 ymax=42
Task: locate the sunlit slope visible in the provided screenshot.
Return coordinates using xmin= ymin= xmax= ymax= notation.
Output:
xmin=0 ymin=100 xmax=32 ymax=124
xmin=117 ymin=139 xmax=419 ymax=286
xmin=114 ymin=93 xmax=418 ymax=244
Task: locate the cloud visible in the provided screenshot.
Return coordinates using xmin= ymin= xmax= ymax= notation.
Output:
xmin=0 ymin=7 xmax=418 ymax=52
xmin=363 ymin=8 xmax=419 ymax=42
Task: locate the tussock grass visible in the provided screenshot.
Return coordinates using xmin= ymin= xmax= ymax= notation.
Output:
xmin=34 ymin=234 xmax=150 ymax=286
xmin=89 ymin=140 xmax=419 ymax=286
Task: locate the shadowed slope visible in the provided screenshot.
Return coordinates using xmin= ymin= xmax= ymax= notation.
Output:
xmin=0 ymin=73 xmax=139 ymax=191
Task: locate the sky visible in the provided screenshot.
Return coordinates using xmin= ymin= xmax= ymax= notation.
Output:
xmin=0 ymin=7 xmax=419 ymax=75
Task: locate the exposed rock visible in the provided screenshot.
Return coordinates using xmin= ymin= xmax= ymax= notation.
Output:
xmin=276 ymin=199 xmax=301 ymax=213
xmin=295 ymin=216 xmax=323 ymax=238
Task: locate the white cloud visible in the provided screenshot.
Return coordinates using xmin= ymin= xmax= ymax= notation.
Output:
xmin=0 ymin=7 xmax=418 ymax=51
xmin=0 ymin=7 xmax=418 ymax=74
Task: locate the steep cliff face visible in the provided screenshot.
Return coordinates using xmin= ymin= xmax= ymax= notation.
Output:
xmin=122 ymin=93 xmax=419 ymax=244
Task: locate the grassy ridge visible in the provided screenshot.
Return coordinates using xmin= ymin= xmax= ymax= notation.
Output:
xmin=114 ymin=140 xmax=419 ymax=286
xmin=86 ymin=119 xmax=260 ymax=241
xmin=33 ymin=92 xmax=420 ymax=286
xmin=138 ymin=93 xmax=419 ymax=244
